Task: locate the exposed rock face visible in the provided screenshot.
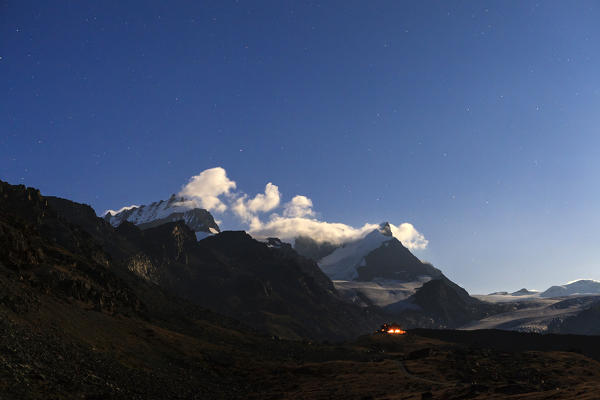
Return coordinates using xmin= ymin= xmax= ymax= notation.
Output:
xmin=124 ymin=253 xmax=161 ymax=285
xmin=263 ymin=237 xmax=293 ymax=250
xmin=0 ymin=182 xmax=144 ymax=315
xmin=356 ymin=239 xmax=442 ymax=281
xmin=104 ymin=194 xmax=220 ymax=238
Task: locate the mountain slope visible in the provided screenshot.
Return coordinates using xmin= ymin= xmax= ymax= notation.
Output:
xmin=406 ymin=277 xmax=497 ymax=327
xmin=116 ymin=223 xmax=382 ymax=340
xmin=357 ymin=237 xmax=441 ymax=281
xmin=550 ymin=301 xmax=600 ymax=335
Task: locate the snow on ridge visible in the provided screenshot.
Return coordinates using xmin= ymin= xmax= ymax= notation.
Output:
xmin=565 ymin=278 xmax=600 ymax=285
xmin=541 ymin=280 xmax=600 ymax=297
xmin=104 ymin=205 xmax=138 ymax=217
xmin=319 ymin=227 xmax=393 ymax=280
xmin=105 ymin=195 xmax=220 ymax=242
xmin=106 ymin=195 xmax=194 ymax=227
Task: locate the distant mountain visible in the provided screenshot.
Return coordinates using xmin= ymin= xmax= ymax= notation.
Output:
xmin=318 ymin=222 xmax=441 ymax=282
xmin=511 ymin=288 xmax=539 ymax=296
xmin=313 ymin=222 xmax=492 ymax=328
xmin=104 ymin=194 xmax=220 ymax=240
xmin=481 ymin=289 xmax=538 ymax=297
xmin=540 ymin=280 xmax=600 ymax=298
xmin=406 ymin=277 xmax=496 ymax=327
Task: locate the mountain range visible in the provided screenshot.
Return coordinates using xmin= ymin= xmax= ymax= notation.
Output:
xmin=4 ymin=179 xmax=600 ymax=398
xmin=98 ymin=190 xmax=600 ymax=332
xmin=540 ymin=279 xmax=600 ymax=298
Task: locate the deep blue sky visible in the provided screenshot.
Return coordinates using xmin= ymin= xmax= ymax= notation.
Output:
xmin=2 ymin=1 xmax=599 ymax=293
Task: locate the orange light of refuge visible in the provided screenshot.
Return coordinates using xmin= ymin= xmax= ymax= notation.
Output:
xmin=387 ymin=328 xmax=406 ymax=335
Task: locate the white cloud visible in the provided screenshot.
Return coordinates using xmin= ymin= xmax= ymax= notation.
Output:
xmin=248 ymin=215 xmax=428 ymax=250
xmin=178 ymin=167 xmax=236 ymax=213
xmin=108 ymin=166 xmax=428 ymax=251
xmin=231 ymin=182 xmax=281 ymax=226
xmin=249 ymin=216 xmax=376 ymax=244
xmin=247 ymin=182 xmax=281 ymax=213
xmin=390 ymin=223 xmax=428 ymax=250
xmin=282 ymin=195 xmax=315 ymax=218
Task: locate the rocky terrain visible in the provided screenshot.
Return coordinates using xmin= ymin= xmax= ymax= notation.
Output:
xmin=3 ymin=179 xmax=600 ymax=399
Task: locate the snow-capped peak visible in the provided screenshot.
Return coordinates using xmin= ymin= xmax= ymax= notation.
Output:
xmin=105 ymin=194 xmax=188 ymax=225
xmin=378 ymin=222 xmax=393 ymax=237
xmin=319 ymin=224 xmax=394 ymax=280
xmin=104 ymin=194 xmax=220 ymax=239
xmin=540 ymin=279 xmax=600 ymax=298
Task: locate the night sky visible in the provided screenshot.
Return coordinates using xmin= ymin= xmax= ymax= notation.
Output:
xmin=2 ymin=1 xmax=599 ymax=293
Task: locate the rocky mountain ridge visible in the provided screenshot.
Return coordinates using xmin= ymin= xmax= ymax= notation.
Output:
xmin=104 ymin=194 xmax=220 ymax=240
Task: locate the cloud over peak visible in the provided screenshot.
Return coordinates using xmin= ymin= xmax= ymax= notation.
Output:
xmin=248 ymin=217 xmax=428 ymax=250
xmin=178 ymin=167 xmax=236 ymax=212
xmin=114 ymin=166 xmax=428 ymax=251
xmin=390 ymin=223 xmax=428 ymax=250
xmin=249 ymin=217 xmax=377 ymax=245
xmin=232 ymin=182 xmax=280 ymax=219
xmin=282 ymin=195 xmax=315 ymax=218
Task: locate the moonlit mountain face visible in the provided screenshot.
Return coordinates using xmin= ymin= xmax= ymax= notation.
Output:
xmin=319 ymin=222 xmax=441 ymax=282
xmin=319 ymin=223 xmax=395 ymax=281
xmin=104 ymin=194 xmax=220 ymax=240
xmin=316 ymin=222 xmax=445 ymax=311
